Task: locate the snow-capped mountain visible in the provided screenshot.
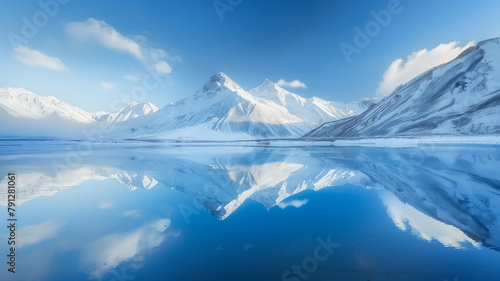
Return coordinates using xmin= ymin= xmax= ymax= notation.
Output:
xmin=0 ymin=72 xmax=377 ymax=140
xmin=305 ymin=38 xmax=500 ymax=139
xmin=0 ymin=87 xmax=95 ymax=123
xmin=344 ymin=97 xmax=380 ymax=115
xmin=0 ymin=87 xmax=100 ymax=138
xmin=112 ymin=73 xmax=314 ymax=140
xmin=249 ymin=80 xmax=358 ymax=126
xmin=94 ymin=101 xmax=158 ymax=124
xmin=111 ymin=73 xmax=378 ymax=140
xmin=91 ymin=111 xmax=110 ymax=119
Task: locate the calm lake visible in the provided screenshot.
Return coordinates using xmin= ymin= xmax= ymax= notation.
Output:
xmin=1 ymin=143 xmax=499 ymax=281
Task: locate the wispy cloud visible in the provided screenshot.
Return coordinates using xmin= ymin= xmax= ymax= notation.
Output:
xmin=67 ymin=18 xmax=142 ymax=59
xmin=99 ymin=82 xmax=115 ymax=90
xmin=122 ymin=209 xmax=141 ymax=218
xmin=124 ymin=73 xmax=141 ymax=81
xmin=277 ymin=199 xmax=309 ymax=209
xmin=152 ymin=61 xmax=172 ymax=74
xmin=12 ymin=45 xmax=68 ymax=71
xmin=66 ymin=18 xmax=175 ymax=74
xmin=99 ymin=201 xmax=115 ymax=209
xmin=276 ymin=79 xmax=307 ymax=89
xmin=377 ymin=41 xmax=475 ymax=96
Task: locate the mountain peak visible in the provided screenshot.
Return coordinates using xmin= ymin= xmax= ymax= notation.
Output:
xmin=477 ymin=37 xmax=500 ymax=46
xmin=261 ymin=79 xmax=276 ymax=88
xmin=205 ymin=72 xmax=235 ymax=86
xmin=305 ymin=37 xmax=500 ymax=139
xmin=212 ymin=72 xmax=230 ymax=81
xmin=127 ymin=101 xmax=139 ymax=107
xmin=198 ymin=72 xmax=244 ymax=96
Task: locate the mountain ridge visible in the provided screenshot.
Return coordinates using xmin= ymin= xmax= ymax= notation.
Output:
xmin=304 ymin=37 xmax=500 ymax=139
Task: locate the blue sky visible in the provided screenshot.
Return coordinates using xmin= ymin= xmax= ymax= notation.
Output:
xmin=0 ymin=0 xmax=499 ymax=112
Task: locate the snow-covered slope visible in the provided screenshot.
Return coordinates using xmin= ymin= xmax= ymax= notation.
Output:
xmin=249 ymin=80 xmax=354 ymax=126
xmin=0 ymin=87 xmax=95 ymax=123
xmin=112 ymin=73 xmax=313 ymax=140
xmin=344 ymin=98 xmax=380 ymax=115
xmin=112 ymin=74 xmax=378 ymax=140
xmin=95 ymin=101 xmax=158 ymax=124
xmin=250 ymin=80 xmax=378 ymax=126
xmin=0 ymin=74 xmax=377 ymax=140
xmin=0 ymin=87 xmax=99 ymax=138
xmin=305 ymin=38 xmax=500 ymax=139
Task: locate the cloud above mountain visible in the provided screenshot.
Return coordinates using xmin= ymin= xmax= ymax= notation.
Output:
xmin=99 ymin=82 xmax=115 ymax=90
xmin=276 ymin=79 xmax=307 ymax=89
xmin=12 ymin=45 xmax=68 ymax=71
xmin=377 ymin=41 xmax=474 ymax=96
xmin=66 ymin=18 xmax=174 ymax=74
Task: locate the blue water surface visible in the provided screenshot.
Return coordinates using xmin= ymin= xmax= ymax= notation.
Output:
xmin=0 ymin=143 xmax=499 ymax=281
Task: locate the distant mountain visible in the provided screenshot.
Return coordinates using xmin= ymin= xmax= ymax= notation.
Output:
xmin=249 ymin=79 xmax=359 ymax=126
xmin=0 ymin=87 xmax=94 ymax=123
xmin=344 ymin=97 xmax=380 ymax=115
xmin=304 ymin=38 xmax=500 ymax=139
xmin=94 ymin=101 xmax=158 ymax=124
xmin=111 ymin=73 xmax=377 ymax=140
xmin=112 ymin=73 xmax=316 ymax=140
xmin=0 ymin=74 xmax=375 ymax=140
xmin=0 ymin=87 xmax=98 ymax=138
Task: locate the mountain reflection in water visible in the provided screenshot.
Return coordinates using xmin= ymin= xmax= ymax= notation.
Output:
xmin=1 ymin=143 xmax=499 ymax=280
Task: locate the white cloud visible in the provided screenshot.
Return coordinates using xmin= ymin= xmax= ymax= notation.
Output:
xmin=124 ymin=74 xmax=141 ymax=81
xmin=377 ymin=41 xmax=475 ymax=96
xmin=99 ymin=201 xmax=115 ymax=209
xmin=276 ymin=79 xmax=307 ymax=89
xmin=17 ymin=220 xmax=66 ymax=248
xmin=122 ymin=209 xmax=141 ymax=218
xmin=152 ymin=61 xmax=172 ymax=74
xmin=277 ymin=199 xmax=309 ymax=209
xmin=12 ymin=45 xmax=68 ymax=71
xmin=66 ymin=18 xmax=175 ymax=74
xmin=99 ymin=82 xmax=115 ymax=90
xmin=67 ymin=18 xmax=142 ymax=60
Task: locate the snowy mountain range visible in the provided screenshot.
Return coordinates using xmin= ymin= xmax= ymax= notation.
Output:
xmin=110 ymin=73 xmax=378 ymax=140
xmin=0 ymin=73 xmax=374 ymax=140
xmin=3 ymin=37 xmax=499 ymax=141
xmin=112 ymin=73 xmax=312 ymax=140
xmin=93 ymin=101 xmax=159 ymax=124
xmin=305 ymin=38 xmax=500 ymax=139
xmin=0 ymin=87 xmax=95 ymax=123
xmin=249 ymin=79 xmax=372 ymax=126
